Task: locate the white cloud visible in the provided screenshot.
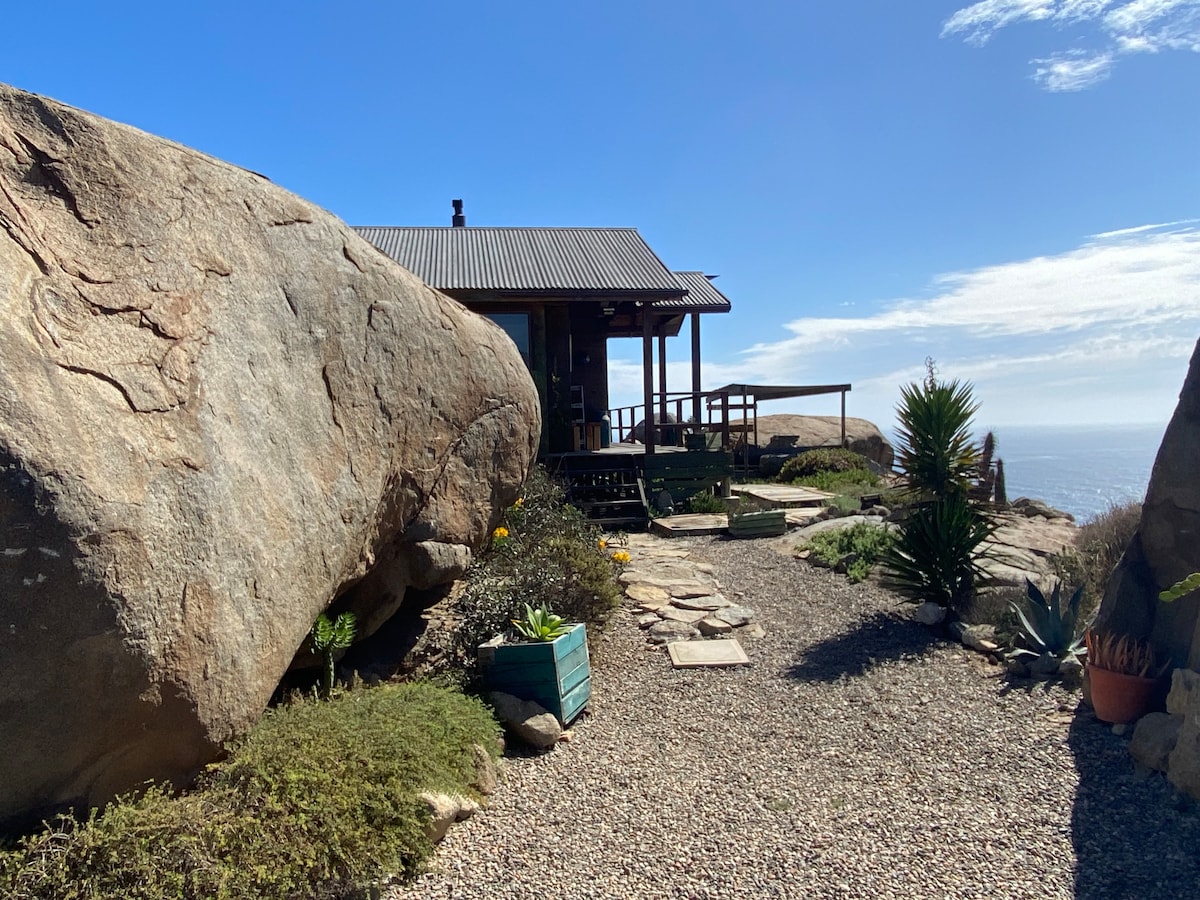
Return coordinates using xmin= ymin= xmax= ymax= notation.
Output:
xmin=606 ymin=223 xmax=1200 ymax=428
xmin=942 ymin=0 xmax=1200 ymax=89
xmin=1031 ymin=49 xmax=1115 ymax=88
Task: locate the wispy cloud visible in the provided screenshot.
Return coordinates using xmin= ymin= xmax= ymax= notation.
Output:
xmin=610 ymin=223 xmax=1200 ymax=427
xmin=942 ymin=0 xmax=1200 ymax=89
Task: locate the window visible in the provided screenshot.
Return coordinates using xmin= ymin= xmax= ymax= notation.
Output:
xmin=484 ymin=313 xmax=531 ymax=366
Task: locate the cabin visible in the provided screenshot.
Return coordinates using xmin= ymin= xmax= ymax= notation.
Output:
xmin=354 ymin=202 xmax=739 ymax=525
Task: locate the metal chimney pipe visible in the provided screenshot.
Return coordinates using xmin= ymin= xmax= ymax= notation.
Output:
xmin=451 ymin=199 xmax=465 ymax=227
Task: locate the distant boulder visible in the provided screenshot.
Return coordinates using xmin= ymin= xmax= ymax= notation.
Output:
xmin=748 ymin=415 xmax=894 ymax=471
xmin=0 ymin=83 xmax=540 ymax=830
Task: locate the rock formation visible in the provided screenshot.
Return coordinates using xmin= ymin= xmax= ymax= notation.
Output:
xmin=1095 ymin=337 xmax=1200 ymax=669
xmin=0 ymin=83 xmax=540 ymax=830
xmin=749 ymin=414 xmax=895 ymax=471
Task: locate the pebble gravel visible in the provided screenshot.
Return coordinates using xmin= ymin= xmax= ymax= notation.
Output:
xmin=386 ymin=535 xmax=1200 ymax=900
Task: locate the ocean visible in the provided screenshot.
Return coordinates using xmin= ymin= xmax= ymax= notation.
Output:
xmin=976 ymin=423 xmax=1166 ymax=523
xmin=885 ymin=422 xmax=1167 ymax=523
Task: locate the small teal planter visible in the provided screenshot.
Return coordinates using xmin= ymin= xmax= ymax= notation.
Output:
xmin=479 ymin=623 xmax=591 ymax=726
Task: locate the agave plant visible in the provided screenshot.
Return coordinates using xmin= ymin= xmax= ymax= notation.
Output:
xmin=512 ymin=603 xmax=571 ymax=642
xmin=310 ymin=611 xmax=357 ymax=699
xmin=881 ymin=491 xmax=996 ymax=613
xmin=1008 ymin=579 xmax=1084 ymax=663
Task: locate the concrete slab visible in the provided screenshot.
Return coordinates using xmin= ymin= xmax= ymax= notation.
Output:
xmin=667 ymin=639 xmax=750 ymax=668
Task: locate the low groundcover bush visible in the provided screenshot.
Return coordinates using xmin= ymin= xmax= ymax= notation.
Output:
xmin=1 ymin=681 xmax=499 ymax=900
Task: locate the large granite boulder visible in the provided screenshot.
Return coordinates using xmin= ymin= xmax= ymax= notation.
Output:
xmin=1095 ymin=337 xmax=1200 ymax=669
xmin=0 ymin=84 xmax=540 ymax=830
xmin=750 ymin=414 xmax=895 ymax=470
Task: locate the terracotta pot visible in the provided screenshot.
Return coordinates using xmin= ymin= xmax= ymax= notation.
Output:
xmin=1086 ymin=664 xmax=1160 ymax=724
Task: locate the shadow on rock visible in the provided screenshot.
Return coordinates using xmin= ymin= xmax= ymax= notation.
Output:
xmin=785 ymin=610 xmax=936 ymax=683
xmin=1069 ymin=702 xmax=1200 ymax=900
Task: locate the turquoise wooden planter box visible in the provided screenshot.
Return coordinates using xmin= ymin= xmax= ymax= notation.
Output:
xmin=478 ymin=623 xmax=591 ymax=725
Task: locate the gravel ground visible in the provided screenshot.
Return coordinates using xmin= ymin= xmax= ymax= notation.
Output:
xmin=386 ymin=535 xmax=1200 ymax=900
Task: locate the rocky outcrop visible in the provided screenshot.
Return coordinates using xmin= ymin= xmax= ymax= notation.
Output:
xmin=750 ymin=414 xmax=895 ymax=470
xmin=0 ymin=83 xmax=540 ymax=829
xmin=1095 ymin=337 xmax=1200 ymax=669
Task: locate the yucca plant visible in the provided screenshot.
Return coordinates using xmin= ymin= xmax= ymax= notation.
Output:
xmin=894 ymin=361 xmax=980 ymax=502
xmin=885 ymin=360 xmax=996 ymax=616
xmin=881 ymin=491 xmax=996 ymax=612
xmin=1008 ymin=579 xmax=1084 ymax=664
xmin=310 ymin=611 xmax=357 ymax=699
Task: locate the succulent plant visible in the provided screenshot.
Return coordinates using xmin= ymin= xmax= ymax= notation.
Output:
xmin=1160 ymin=572 xmax=1200 ymax=603
xmin=512 ymin=603 xmax=571 ymax=642
xmin=1008 ymin=578 xmax=1084 ymax=663
xmin=1085 ymin=629 xmax=1169 ymax=678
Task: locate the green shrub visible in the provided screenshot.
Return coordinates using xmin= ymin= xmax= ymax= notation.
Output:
xmin=1 ymin=682 xmax=500 ymax=899
xmin=792 ymin=468 xmax=880 ymax=494
xmin=452 ymin=466 xmax=622 ymax=668
xmin=803 ymin=522 xmax=895 ymax=583
xmin=683 ymin=491 xmax=727 ymax=514
xmin=778 ymin=448 xmax=872 ymax=482
xmin=1048 ymin=500 xmax=1140 ymax=625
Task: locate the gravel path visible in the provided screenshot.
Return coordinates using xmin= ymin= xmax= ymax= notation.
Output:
xmin=387 ymin=535 xmax=1200 ymax=900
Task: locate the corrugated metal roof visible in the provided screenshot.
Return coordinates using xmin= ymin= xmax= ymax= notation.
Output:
xmin=665 ymin=271 xmax=733 ymax=312
xmin=353 ymin=226 xmax=685 ymax=294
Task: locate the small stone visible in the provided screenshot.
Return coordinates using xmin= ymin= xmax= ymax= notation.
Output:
xmin=1112 ymin=722 xmax=1130 ymax=737
xmin=490 ymin=692 xmax=562 ymax=750
xmin=637 ymin=612 xmax=661 ymax=628
xmin=714 ymin=605 xmax=754 ymax=627
xmin=647 ymin=620 xmax=701 ymax=644
xmin=626 ymin=584 xmax=671 ymax=605
xmin=1058 ymin=657 xmax=1084 ymax=688
xmin=698 ymin=617 xmax=733 ymax=636
xmin=671 ymin=594 xmax=733 ymax=611
xmin=659 ymin=606 xmax=708 ymax=625
xmin=914 ymin=602 xmax=946 ymax=625
xmin=1130 ymin=712 xmax=1181 ymax=772
xmin=667 ymin=582 xmax=720 ymax=599
xmin=738 ymin=623 xmax=767 ymax=639
xmin=471 ymin=743 xmax=498 ymax=795
xmin=1029 ymin=653 xmax=1061 ymax=678
xmin=637 ymin=601 xmax=667 ymax=613
xmin=420 ymin=792 xmax=461 ymax=843
xmin=455 ymin=797 xmax=481 ymax=821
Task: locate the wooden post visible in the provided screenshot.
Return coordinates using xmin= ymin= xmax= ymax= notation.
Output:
xmin=840 ymin=389 xmax=847 ymax=448
xmin=657 ymin=329 xmax=668 ymax=441
xmin=690 ymin=312 xmax=701 ymax=427
xmin=642 ymin=305 xmax=655 ymax=454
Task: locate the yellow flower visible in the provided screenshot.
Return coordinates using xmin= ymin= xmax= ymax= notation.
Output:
xmin=492 ymin=526 xmax=509 ymax=540
xmin=512 ymin=497 xmax=525 ymax=510
xmin=612 ymin=550 xmax=631 ymax=565
xmin=598 ymin=538 xmax=607 ymax=550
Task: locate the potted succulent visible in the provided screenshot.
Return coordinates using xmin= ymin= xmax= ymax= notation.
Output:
xmin=1084 ymin=629 xmax=1170 ymax=724
xmin=478 ymin=604 xmax=591 ymax=726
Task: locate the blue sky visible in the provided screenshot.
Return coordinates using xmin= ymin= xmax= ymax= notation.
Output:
xmin=5 ymin=0 xmax=1198 ymax=430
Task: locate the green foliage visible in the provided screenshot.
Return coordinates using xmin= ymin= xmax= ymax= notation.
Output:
xmin=309 ymin=612 xmax=357 ymax=699
xmin=1008 ymin=579 xmax=1085 ymax=663
xmin=1048 ymin=500 xmax=1141 ymax=625
xmin=511 ymin=604 xmax=571 ymax=642
xmin=881 ymin=493 xmax=997 ymax=613
xmin=1160 ymin=572 xmax=1200 ymax=603
xmin=894 ymin=360 xmax=980 ymax=501
xmin=1 ymin=682 xmax=499 ymax=899
xmin=683 ymin=491 xmax=727 ymax=514
xmin=778 ymin=448 xmax=872 ymax=483
xmin=803 ymin=522 xmax=895 ymax=583
xmin=452 ymin=466 xmax=622 ymax=669
xmin=884 ymin=360 xmax=995 ymax=614
xmin=791 ymin=468 xmax=880 ymax=494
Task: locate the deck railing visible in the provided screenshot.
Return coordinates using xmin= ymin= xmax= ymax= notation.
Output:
xmin=607 ymin=390 xmax=743 ymax=449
